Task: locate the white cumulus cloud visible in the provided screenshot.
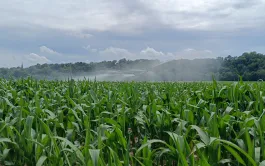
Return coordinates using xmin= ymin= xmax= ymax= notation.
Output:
xmin=99 ymin=47 xmax=135 ymax=61
xmin=140 ymin=47 xmax=165 ymax=57
xmin=26 ymin=53 xmax=51 ymax=64
xmin=83 ymin=45 xmax=98 ymax=53
xmin=69 ymin=31 xmax=93 ymax=39
xmin=40 ymin=46 xmax=60 ymax=55
xmin=140 ymin=47 xmax=175 ymax=61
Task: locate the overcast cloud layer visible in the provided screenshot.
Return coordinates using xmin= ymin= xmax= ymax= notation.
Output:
xmin=1 ymin=0 xmax=265 ymax=67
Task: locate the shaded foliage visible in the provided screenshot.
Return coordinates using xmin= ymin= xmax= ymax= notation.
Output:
xmin=219 ymin=52 xmax=265 ymax=81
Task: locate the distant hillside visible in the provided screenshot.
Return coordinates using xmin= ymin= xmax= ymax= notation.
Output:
xmin=1 ymin=52 xmax=265 ymax=81
xmin=0 ymin=59 xmax=160 ymax=80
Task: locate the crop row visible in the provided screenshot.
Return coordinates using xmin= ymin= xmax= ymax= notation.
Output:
xmin=0 ymin=78 xmax=265 ymax=165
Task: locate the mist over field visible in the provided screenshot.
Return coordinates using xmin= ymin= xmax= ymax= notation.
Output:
xmin=72 ymin=70 xmax=139 ymax=81
xmin=47 ymin=58 xmax=223 ymax=81
xmin=1 ymin=51 xmax=265 ymax=81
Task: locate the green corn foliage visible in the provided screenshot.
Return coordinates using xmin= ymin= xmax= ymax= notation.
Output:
xmin=0 ymin=78 xmax=265 ymax=165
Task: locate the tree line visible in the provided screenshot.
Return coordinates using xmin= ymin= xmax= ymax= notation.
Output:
xmin=219 ymin=52 xmax=265 ymax=81
xmin=0 ymin=52 xmax=265 ymax=81
xmin=0 ymin=59 xmax=160 ymax=80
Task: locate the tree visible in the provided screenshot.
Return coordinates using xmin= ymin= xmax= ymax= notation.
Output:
xmin=219 ymin=52 xmax=265 ymax=81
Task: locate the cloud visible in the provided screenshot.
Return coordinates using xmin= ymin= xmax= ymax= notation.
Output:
xmin=1 ymin=0 xmax=265 ymax=33
xmin=204 ymin=50 xmax=213 ymax=54
xmin=139 ymin=47 xmax=176 ymax=61
xmin=98 ymin=46 xmax=169 ymax=61
xmin=140 ymin=0 xmax=265 ymax=31
xmin=140 ymin=47 xmax=165 ymax=57
xmin=68 ymin=31 xmax=93 ymax=39
xmin=0 ymin=45 xmax=219 ymax=68
xmin=40 ymin=46 xmax=60 ymax=55
xmin=0 ymin=50 xmax=51 ymax=68
xmin=26 ymin=53 xmax=51 ymax=64
xmin=83 ymin=45 xmax=98 ymax=53
xmin=175 ymin=48 xmax=216 ymax=59
xmin=139 ymin=47 xmax=216 ymax=61
xmin=1 ymin=0 xmax=265 ymax=65
xmin=96 ymin=46 xmax=216 ymax=62
xmin=184 ymin=48 xmax=196 ymax=52
xmin=99 ymin=47 xmax=135 ymax=61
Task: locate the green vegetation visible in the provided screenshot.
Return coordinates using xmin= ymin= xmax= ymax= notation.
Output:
xmin=1 ymin=51 xmax=265 ymax=81
xmin=0 ymin=59 xmax=160 ymax=80
xmin=1 ymin=78 xmax=265 ymax=165
xmin=220 ymin=52 xmax=265 ymax=81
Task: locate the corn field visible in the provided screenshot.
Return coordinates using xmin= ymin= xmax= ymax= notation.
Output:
xmin=0 ymin=78 xmax=265 ymax=166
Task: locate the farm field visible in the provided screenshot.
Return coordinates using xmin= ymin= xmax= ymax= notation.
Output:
xmin=0 ymin=78 xmax=265 ymax=166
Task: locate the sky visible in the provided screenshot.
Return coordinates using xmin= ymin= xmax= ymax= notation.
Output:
xmin=1 ymin=0 xmax=265 ymax=67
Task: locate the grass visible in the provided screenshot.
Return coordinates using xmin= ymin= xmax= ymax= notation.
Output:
xmin=0 ymin=77 xmax=265 ymax=165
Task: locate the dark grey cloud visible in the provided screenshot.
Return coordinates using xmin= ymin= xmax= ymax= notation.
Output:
xmin=1 ymin=0 xmax=265 ymax=32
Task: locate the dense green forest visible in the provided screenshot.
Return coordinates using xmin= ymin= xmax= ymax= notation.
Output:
xmin=0 ymin=52 xmax=265 ymax=81
xmin=219 ymin=52 xmax=265 ymax=81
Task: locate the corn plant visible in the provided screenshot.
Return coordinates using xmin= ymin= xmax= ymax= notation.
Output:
xmin=0 ymin=77 xmax=265 ymax=165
